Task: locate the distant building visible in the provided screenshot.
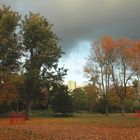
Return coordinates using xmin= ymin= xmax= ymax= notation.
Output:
xmin=68 ymin=80 xmax=76 ymax=91
xmin=76 ymin=84 xmax=84 ymax=90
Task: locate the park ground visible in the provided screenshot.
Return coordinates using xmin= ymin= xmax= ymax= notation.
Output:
xmin=0 ymin=114 xmax=140 ymax=140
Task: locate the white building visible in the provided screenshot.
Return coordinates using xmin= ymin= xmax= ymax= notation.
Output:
xmin=68 ymin=80 xmax=76 ymax=91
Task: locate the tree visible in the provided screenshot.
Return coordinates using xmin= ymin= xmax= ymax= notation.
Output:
xmin=71 ymin=88 xmax=88 ymax=112
xmin=84 ymin=36 xmax=115 ymax=116
xmin=133 ymin=80 xmax=140 ymax=101
xmin=0 ymin=5 xmax=21 ymax=89
xmin=22 ymin=12 xmax=63 ymax=119
xmin=130 ymin=40 xmax=140 ymax=80
xmin=130 ymin=41 xmax=140 ymax=104
xmin=84 ymin=84 xmax=98 ymax=113
xmin=51 ymin=85 xmax=73 ymax=115
xmin=0 ymin=5 xmax=22 ymax=113
xmin=111 ymin=38 xmax=134 ymax=115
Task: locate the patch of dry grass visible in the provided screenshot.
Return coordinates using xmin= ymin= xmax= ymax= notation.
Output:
xmin=0 ymin=114 xmax=140 ymax=140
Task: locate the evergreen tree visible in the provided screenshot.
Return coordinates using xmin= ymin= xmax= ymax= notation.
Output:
xmin=52 ymin=85 xmax=73 ymax=115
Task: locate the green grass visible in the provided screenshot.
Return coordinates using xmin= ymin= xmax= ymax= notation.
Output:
xmin=46 ymin=113 xmax=140 ymax=128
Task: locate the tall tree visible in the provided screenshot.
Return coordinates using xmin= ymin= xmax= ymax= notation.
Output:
xmin=22 ymin=12 xmax=63 ymax=119
xmin=130 ymin=41 xmax=140 ymax=104
xmin=110 ymin=38 xmax=134 ymax=115
xmin=131 ymin=40 xmax=140 ymax=80
xmin=0 ymin=5 xmax=21 ymax=112
xmin=84 ymin=36 xmax=115 ymax=116
xmin=0 ymin=5 xmax=21 ymax=89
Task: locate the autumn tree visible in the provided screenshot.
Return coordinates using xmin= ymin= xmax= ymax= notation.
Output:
xmin=84 ymin=84 xmax=98 ymax=113
xmin=107 ymin=86 xmax=135 ymax=113
xmin=22 ymin=12 xmax=64 ymax=119
xmin=84 ymin=36 xmax=115 ymax=116
xmin=131 ymin=40 xmax=140 ymax=80
xmin=130 ymin=41 xmax=140 ymax=104
xmin=110 ymin=38 xmax=134 ymax=115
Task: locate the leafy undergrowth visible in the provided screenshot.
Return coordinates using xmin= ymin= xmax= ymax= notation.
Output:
xmin=0 ymin=114 xmax=140 ymax=140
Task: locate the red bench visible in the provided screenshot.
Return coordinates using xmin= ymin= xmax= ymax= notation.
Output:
xmin=135 ymin=110 xmax=140 ymax=117
xmin=9 ymin=112 xmax=25 ymax=125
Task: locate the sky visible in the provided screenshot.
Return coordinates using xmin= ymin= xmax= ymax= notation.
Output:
xmin=1 ymin=0 xmax=140 ymax=85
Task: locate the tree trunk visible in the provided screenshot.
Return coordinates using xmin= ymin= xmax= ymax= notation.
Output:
xmin=120 ymin=98 xmax=125 ymax=116
xmin=90 ymin=104 xmax=93 ymax=113
xmin=63 ymin=112 xmax=66 ymax=116
xmin=25 ymin=101 xmax=32 ymax=120
xmin=16 ymin=96 xmax=19 ymax=112
xmin=105 ymin=100 xmax=109 ymax=116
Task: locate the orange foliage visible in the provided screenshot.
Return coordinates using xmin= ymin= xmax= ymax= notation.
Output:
xmin=0 ymin=80 xmax=19 ymax=104
xmin=101 ymin=36 xmax=116 ymax=54
xmin=130 ymin=40 xmax=140 ymax=72
xmin=0 ymin=117 xmax=140 ymax=140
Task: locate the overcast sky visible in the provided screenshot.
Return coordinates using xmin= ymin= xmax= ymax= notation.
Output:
xmin=1 ymin=0 xmax=140 ymax=85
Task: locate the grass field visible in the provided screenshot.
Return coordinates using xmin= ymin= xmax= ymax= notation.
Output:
xmin=0 ymin=114 xmax=140 ymax=140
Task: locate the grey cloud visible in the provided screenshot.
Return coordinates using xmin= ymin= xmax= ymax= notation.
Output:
xmin=1 ymin=0 xmax=140 ymax=55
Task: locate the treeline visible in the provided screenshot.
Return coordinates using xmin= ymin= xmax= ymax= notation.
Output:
xmin=71 ymin=85 xmax=134 ymax=114
xmin=84 ymin=36 xmax=140 ymax=115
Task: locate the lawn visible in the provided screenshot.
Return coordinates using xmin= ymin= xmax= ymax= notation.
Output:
xmin=0 ymin=114 xmax=140 ymax=140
